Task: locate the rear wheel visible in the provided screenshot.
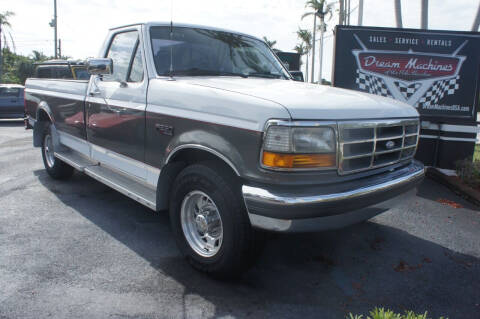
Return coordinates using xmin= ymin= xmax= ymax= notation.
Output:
xmin=169 ymin=161 xmax=258 ymax=278
xmin=41 ymin=123 xmax=74 ymax=180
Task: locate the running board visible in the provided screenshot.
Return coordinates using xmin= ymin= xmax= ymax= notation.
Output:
xmin=84 ymin=165 xmax=157 ymax=211
xmin=54 ymin=149 xmax=97 ymax=171
xmin=54 ymin=149 xmax=157 ymax=211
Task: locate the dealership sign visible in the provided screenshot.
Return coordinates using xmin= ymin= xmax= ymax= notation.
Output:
xmin=333 ymin=26 xmax=480 ymax=122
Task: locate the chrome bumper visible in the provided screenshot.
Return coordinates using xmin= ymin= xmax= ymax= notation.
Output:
xmin=242 ymin=161 xmax=424 ymax=232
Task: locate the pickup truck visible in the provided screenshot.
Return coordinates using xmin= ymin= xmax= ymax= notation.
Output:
xmin=0 ymin=84 xmax=24 ymax=118
xmin=34 ymin=60 xmax=90 ymax=80
xmin=25 ymin=22 xmax=424 ymax=277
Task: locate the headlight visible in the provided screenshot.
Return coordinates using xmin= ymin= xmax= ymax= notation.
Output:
xmin=262 ymin=124 xmax=337 ymax=170
xmin=292 ymin=127 xmax=335 ymax=153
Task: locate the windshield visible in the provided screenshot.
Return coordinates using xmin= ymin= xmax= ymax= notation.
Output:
xmin=150 ymin=26 xmax=290 ymax=79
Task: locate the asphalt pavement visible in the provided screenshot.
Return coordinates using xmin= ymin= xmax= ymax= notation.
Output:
xmin=0 ymin=119 xmax=479 ymax=318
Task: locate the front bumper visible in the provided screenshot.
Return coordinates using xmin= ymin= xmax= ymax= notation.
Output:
xmin=242 ymin=160 xmax=424 ymax=232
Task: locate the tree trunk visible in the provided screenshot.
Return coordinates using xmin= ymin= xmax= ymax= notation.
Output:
xmin=472 ymin=2 xmax=480 ymax=31
xmin=347 ymin=0 xmax=351 ymax=25
xmin=318 ymin=16 xmax=324 ymax=85
xmin=421 ymin=0 xmax=428 ymax=29
xmin=311 ymin=16 xmax=316 ymax=83
xmin=305 ymin=52 xmax=309 ymax=82
xmin=358 ymin=0 xmax=364 ymax=26
xmin=394 ymin=0 xmax=403 ymax=28
xmin=339 ymin=0 xmax=344 ymax=25
xmin=0 ymin=25 xmax=3 ymax=83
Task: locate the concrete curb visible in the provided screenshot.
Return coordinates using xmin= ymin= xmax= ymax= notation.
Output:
xmin=426 ymin=167 xmax=480 ymax=207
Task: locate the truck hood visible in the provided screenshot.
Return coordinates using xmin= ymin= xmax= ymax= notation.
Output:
xmin=187 ymin=77 xmax=419 ymax=120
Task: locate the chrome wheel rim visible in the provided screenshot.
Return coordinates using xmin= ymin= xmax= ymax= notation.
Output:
xmin=44 ymin=133 xmax=55 ymax=168
xmin=180 ymin=190 xmax=223 ymax=258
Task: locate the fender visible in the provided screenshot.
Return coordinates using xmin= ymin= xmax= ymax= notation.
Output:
xmin=36 ymin=101 xmax=54 ymax=123
xmin=33 ymin=101 xmax=58 ymax=148
xmin=164 ymin=129 xmax=243 ymax=176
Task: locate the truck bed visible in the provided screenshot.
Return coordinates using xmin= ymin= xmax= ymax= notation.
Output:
xmin=25 ymin=78 xmax=89 ymax=140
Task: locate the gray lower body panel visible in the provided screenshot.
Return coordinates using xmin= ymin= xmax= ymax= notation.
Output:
xmin=243 ymin=161 xmax=424 ymax=232
xmin=247 ymin=188 xmax=415 ymax=232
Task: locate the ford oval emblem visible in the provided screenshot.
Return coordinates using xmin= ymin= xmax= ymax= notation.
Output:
xmin=385 ymin=140 xmax=395 ymax=149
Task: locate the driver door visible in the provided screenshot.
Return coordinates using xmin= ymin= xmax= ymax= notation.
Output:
xmin=86 ymin=29 xmax=148 ymax=180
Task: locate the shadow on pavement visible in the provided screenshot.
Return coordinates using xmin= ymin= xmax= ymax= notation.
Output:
xmin=34 ymin=169 xmax=480 ymax=318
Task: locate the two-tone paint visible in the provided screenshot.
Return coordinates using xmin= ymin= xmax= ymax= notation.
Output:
xmin=25 ymin=22 xmax=424 ymax=232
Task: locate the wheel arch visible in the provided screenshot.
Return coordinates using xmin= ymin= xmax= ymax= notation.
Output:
xmin=156 ymin=145 xmax=242 ymax=211
xmin=166 ymin=144 xmax=240 ymax=176
xmin=33 ymin=104 xmax=54 ymax=147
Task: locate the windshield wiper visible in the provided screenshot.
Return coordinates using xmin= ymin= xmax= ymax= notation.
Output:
xmin=173 ymin=68 xmax=248 ymax=78
xmin=246 ymin=72 xmax=283 ymax=79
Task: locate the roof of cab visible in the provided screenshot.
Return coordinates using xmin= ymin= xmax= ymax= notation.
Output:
xmin=109 ymin=22 xmax=263 ymax=42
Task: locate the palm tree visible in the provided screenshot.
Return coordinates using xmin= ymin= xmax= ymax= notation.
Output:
xmin=262 ymin=36 xmax=277 ymax=49
xmin=0 ymin=11 xmax=15 ymax=83
xmin=302 ymin=0 xmax=332 ymax=84
xmin=296 ymin=28 xmax=312 ymax=82
xmin=31 ymin=50 xmax=48 ymax=62
xmin=293 ymin=43 xmax=307 ymax=67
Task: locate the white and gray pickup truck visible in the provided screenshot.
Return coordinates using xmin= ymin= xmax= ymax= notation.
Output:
xmin=25 ymin=22 xmax=424 ymax=277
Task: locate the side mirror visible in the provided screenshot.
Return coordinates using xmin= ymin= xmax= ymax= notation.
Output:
xmin=289 ymin=71 xmax=304 ymax=82
xmin=86 ymin=58 xmax=113 ymax=76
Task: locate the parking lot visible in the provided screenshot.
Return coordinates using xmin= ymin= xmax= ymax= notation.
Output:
xmin=0 ymin=119 xmax=479 ymax=318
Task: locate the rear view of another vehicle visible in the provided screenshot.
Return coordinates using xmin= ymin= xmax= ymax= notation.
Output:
xmin=0 ymin=85 xmax=24 ymax=119
xmin=34 ymin=59 xmax=89 ymax=80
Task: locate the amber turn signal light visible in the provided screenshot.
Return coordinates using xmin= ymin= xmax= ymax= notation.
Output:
xmin=262 ymin=151 xmax=336 ymax=169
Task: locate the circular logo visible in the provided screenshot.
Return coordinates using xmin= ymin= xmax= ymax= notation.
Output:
xmin=385 ymin=140 xmax=395 ymax=149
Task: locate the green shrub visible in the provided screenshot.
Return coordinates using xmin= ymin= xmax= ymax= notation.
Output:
xmin=346 ymin=307 xmax=447 ymax=319
xmin=455 ymin=158 xmax=480 ymax=189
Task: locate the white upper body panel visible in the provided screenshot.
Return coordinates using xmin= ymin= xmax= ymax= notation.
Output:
xmin=146 ymin=78 xmax=291 ymax=132
xmin=108 ymin=22 xmax=418 ymax=128
xmin=182 ymin=77 xmax=419 ymax=121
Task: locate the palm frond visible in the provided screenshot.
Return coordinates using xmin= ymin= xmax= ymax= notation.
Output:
xmin=301 ymin=12 xmax=314 ymax=20
xmin=0 ymin=11 xmax=16 ymax=51
xmin=7 ymin=31 xmax=15 ymax=51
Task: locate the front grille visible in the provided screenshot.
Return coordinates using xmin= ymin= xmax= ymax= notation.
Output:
xmin=338 ymin=119 xmax=419 ymax=175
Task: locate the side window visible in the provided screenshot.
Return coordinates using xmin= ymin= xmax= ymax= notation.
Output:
xmin=55 ymin=66 xmax=73 ymax=79
xmin=128 ymin=43 xmax=144 ymax=82
xmin=104 ymin=31 xmax=138 ymax=82
xmin=36 ymin=67 xmax=52 ymax=78
xmin=73 ymin=68 xmax=90 ymax=80
xmin=0 ymin=88 xmax=21 ymax=97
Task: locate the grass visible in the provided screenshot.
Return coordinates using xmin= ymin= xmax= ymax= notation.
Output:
xmin=474 ymin=144 xmax=480 ymax=162
xmin=456 ymin=157 xmax=480 ymax=189
xmin=454 ymin=144 xmax=480 ymax=188
xmin=346 ymin=307 xmax=447 ymax=319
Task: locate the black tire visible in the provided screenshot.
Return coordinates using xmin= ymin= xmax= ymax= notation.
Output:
xmin=169 ymin=161 xmax=258 ymax=278
xmin=41 ymin=123 xmax=74 ymax=180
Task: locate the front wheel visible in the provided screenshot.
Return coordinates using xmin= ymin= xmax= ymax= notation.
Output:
xmin=41 ymin=123 xmax=74 ymax=180
xmin=169 ymin=162 xmax=257 ymax=278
